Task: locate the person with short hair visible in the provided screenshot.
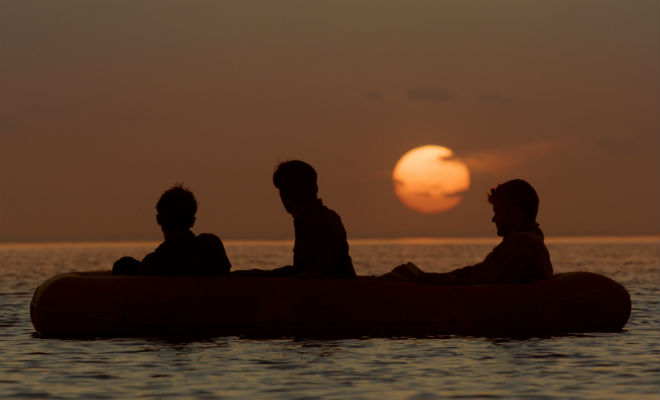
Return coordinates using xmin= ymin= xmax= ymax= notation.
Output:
xmin=234 ymin=160 xmax=355 ymax=278
xmin=272 ymin=160 xmax=355 ymax=278
xmin=386 ymin=179 xmax=553 ymax=285
xmin=112 ymin=185 xmax=231 ymax=276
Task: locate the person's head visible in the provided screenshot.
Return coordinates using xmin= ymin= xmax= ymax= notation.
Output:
xmin=156 ymin=185 xmax=197 ymax=232
xmin=487 ymin=179 xmax=539 ymax=236
xmin=273 ymin=160 xmax=318 ymax=215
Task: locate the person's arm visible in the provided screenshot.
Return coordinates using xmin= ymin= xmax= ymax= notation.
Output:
xmin=293 ymin=219 xmax=335 ymax=275
xmin=112 ymin=256 xmax=140 ymax=275
xmin=454 ymin=235 xmax=535 ymax=285
xmin=385 ymin=263 xmax=460 ymax=285
xmin=137 ymin=241 xmax=169 ymax=275
xmin=196 ymin=233 xmax=232 ymax=275
xmin=138 ymin=251 xmax=159 ymax=275
xmin=291 ymin=209 xmax=356 ymax=278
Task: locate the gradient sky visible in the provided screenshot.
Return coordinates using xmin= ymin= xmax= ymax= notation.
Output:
xmin=1 ymin=1 xmax=658 ymax=242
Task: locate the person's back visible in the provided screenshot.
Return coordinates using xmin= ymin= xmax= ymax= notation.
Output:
xmin=113 ymin=185 xmax=231 ymax=276
xmin=140 ymin=232 xmax=231 ymax=276
xmin=292 ymin=198 xmax=354 ymax=278
xmin=449 ymin=224 xmax=552 ymax=285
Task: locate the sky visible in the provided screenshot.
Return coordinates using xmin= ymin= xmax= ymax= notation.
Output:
xmin=1 ymin=0 xmax=658 ymax=242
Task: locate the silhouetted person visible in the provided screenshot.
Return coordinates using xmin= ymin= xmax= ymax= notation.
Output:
xmin=112 ymin=185 xmax=231 ymax=276
xmin=234 ymin=160 xmax=355 ymax=278
xmin=384 ymin=179 xmax=553 ymax=285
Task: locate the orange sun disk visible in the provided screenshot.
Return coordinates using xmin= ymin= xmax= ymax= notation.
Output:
xmin=392 ymin=145 xmax=471 ymax=213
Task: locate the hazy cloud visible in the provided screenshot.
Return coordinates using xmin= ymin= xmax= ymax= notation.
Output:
xmin=413 ymin=191 xmax=432 ymax=197
xmin=481 ymin=93 xmax=509 ymax=103
xmin=444 ymin=190 xmax=468 ymax=197
xmin=597 ymin=133 xmax=656 ymax=156
xmin=406 ymin=88 xmax=455 ymax=102
xmin=365 ymin=90 xmax=383 ymax=101
xmin=439 ymin=153 xmax=460 ymax=162
xmin=463 ymin=139 xmax=563 ymax=174
xmin=0 ymin=116 xmax=16 ymax=132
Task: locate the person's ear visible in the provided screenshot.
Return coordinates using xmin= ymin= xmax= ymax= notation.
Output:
xmin=510 ymin=205 xmax=524 ymax=221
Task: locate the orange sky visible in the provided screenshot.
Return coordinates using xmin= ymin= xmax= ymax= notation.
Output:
xmin=1 ymin=1 xmax=658 ymax=242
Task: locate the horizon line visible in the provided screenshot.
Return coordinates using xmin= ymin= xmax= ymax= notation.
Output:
xmin=0 ymin=234 xmax=658 ymax=248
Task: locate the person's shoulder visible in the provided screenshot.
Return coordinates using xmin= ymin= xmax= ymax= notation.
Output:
xmin=302 ymin=202 xmax=341 ymax=224
xmin=506 ymin=230 xmax=545 ymax=249
xmin=315 ymin=202 xmax=342 ymax=222
xmin=197 ymin=232 xmax=221 ymax=240
xmin=195 ymin=233 xmax=224 ymax=246
xmin=323 ymin=206 xmax=342 ymax=220
xmin=320 ymin=206 xmax=348 ymax=233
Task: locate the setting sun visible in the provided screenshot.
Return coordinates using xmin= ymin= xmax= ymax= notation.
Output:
xmin=393 ymin=145 xmax=471 ymax=213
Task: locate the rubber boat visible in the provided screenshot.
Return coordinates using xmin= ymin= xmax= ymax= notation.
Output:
xmin=30 ymin=271 xmax=630 ymax=338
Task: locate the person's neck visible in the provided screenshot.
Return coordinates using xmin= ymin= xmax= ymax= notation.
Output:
xmin=162 ymin=228 xmax=193 ymax=241
xmin=505 ymin=221 xmax=540 ymax=237
xmin=290 ymin=198 xmax=322 ymax=219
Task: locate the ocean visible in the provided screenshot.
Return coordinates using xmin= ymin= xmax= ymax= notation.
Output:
xmin=0 ymin=237 xmax=658 ymax=399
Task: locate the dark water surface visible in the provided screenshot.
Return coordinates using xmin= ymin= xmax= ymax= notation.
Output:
xmin=1 ymin=237 xmax=658 ymax=399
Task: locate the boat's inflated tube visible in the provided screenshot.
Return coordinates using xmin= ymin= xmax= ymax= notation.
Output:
xmin=30 ymin=271 xmax=631 ymax=338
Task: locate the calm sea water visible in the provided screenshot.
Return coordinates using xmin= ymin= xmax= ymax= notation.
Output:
xmin=0 ymin=237 xmax=658 ymax=399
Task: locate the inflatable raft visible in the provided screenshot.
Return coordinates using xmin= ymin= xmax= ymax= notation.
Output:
xmin=30 ymin=271 xmax=631 ymax=338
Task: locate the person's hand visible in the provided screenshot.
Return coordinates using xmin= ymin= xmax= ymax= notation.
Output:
xmin=391 ymin=262 xmax=423 ymax=280
xmin=112 ymin=257 xmax=140 ymax=275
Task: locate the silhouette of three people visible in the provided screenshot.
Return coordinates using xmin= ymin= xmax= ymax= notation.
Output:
xmin=113 ymin=162 xmax=551 ymax=286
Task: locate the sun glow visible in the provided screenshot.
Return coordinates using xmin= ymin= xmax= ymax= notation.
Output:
xmin=392 ymin=145 xmax=471 ymax=213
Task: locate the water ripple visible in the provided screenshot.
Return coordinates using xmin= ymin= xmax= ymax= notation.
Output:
xmin=0 ymin=240 xmax=658 ymax=399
